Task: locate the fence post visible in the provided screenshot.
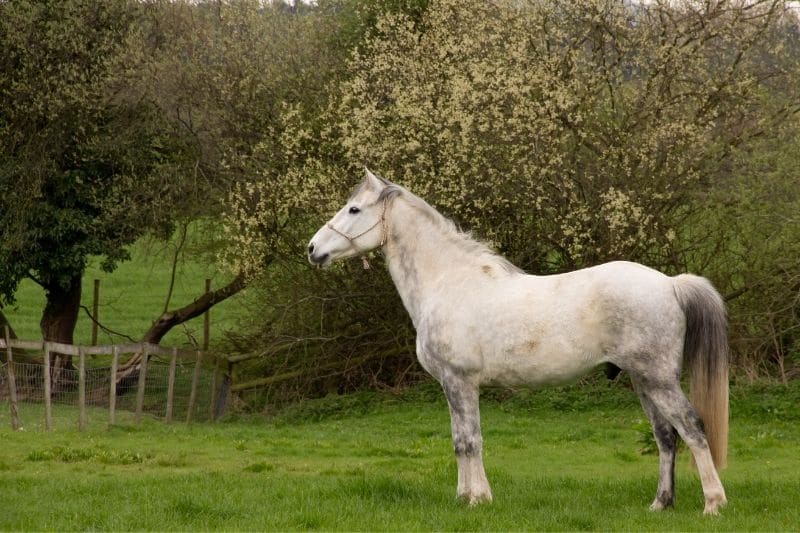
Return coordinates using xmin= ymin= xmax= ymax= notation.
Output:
xmin=165 ymin=347 xmax=177 ymax=423
xmin=134 ymin=344 xmax=149 ymax=423
xmin=91 ymin=279 xmax=100 ymax=346
xmin=203 ymin=279 xmax=211 ymax=351
xmin=209 ymin=355 xmax=220 ymax=421
xmin=109 ymin=345 xmax=119 ymax=426
xmin=43 ymin=342 xmax=52 ymax=431
xmin=4 ymin=326 xmax=20 ymax=430
xmin=78 ymin=346 xmax=86 ymax=431
xmin=186 ymin=350 xmax=202 ymax=425
xmin=213 ymin=360 xmax=230 ymax=420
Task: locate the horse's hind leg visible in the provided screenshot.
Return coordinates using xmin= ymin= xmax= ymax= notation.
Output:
xmin=632 ymin=380 xmax=677 ymax=510
xmin=637 ymin=380 xmax=726 ymax=515
xmin=441 ymin=374 xmax=492 ymax=505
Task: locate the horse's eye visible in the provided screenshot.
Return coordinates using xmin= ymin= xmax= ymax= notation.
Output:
xmin=348 ymin=206 xmax=360 ymax=214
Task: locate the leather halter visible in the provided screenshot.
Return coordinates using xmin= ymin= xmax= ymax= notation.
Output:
xmin=326 ymin=197 xmax=389 ymax=269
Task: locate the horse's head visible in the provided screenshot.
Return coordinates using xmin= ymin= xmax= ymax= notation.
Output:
xmin=307 ymin=168 xmax=399 ymax=267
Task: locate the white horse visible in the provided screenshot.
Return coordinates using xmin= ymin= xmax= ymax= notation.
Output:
xmin=308 ymin=169 xmax=729 ymax=515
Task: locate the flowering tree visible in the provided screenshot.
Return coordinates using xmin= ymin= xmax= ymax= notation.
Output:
xmin=224 ymin=0 xmax=800 ymax=385
xmin=335 ymin=0 xmax=795 ymax=272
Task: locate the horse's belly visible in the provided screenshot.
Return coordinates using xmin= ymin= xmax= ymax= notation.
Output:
xmin=480 ymin=337 xmax=602 ymax=387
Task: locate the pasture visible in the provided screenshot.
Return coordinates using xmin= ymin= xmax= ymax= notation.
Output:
xmin=3 ymin=232 xmax=246 ymax=348
xmin=2 ymin=381 xmax=799 ymax=531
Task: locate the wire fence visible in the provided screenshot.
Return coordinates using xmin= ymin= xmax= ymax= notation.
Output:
xmin=1 ymin=339 xmax=224 ymax=431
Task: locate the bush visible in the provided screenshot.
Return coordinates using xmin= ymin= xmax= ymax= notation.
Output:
xmin=226 ymin=0 xmax=800 ymax=398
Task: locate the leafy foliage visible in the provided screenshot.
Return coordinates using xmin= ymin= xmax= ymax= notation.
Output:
xmin=706 ymin=123 xmax=800 ymax=379
xmin=336 ymin=0 xmax=795 ymax=273
xmin=225 ymin=0 xmax=800 ymax=387
xmin=0 ymin=0 xmax=195 ymax=304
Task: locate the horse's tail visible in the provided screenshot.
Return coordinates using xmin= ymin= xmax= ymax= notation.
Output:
xmin=673 ymin=274 xmax=729 ymax=469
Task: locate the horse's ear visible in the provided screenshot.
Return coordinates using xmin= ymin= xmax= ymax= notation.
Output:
xmin=364 ymin=167 xmax=384 ymax=190
xmin=364 ymin=167 xmax=400 ymax=202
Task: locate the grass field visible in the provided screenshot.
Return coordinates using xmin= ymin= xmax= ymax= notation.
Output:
xmin=3 ymin=232 xmax=248 ymax=349
xmin=1 ymin=381 xmax=799 ymax=531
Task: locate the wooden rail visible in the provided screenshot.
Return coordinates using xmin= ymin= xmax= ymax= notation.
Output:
xmin=0 ymin=338 xmax=201 ymax=358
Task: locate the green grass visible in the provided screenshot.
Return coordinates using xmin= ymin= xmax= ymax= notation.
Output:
xmin=1 ymin=382 xmax=799 ymax=531
xmin=3 ymin=233 xmax=247 ymax=349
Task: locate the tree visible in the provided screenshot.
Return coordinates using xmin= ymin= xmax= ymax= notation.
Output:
xmin=0 ymin=0 xmax=371 ymax=365
xmin=705 ymin=119 xmax=800 ymax=380
xmin=129 ymin=0 xmax=348 ymax=345
xmin=0 ymin=0 xmax=386 ymax=358
xmin=0 ymin=0 xmax=195 ymax=368
xmin=225 ymin=0 xmax=800 ymax=388
xmin=336 ymin=0 xmax=796 ymax=273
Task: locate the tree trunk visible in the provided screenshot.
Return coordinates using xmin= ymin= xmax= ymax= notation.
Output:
xmin=40 ymin=273 xmax=82 ymax=372
xmin=1 ymin=309 xmax=22 ymax=375
xmin=0 ymin=308 xmax=17 ymax=339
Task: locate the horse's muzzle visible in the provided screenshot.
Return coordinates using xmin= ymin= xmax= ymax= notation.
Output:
xmin=307 ymin=243 xmax=329 ymax=267
xmin=308 ymin=253 xmax=329 ymax=266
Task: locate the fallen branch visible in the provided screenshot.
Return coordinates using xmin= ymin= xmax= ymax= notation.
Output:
xmin=230 ymin=345 xmax=413 ymax=391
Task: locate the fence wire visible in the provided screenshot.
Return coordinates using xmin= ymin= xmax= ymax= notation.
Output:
xmin=1 ymin=357 xmax=216 ymax=431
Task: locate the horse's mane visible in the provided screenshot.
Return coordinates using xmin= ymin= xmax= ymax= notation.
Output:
xmin=395 ymin=186 xmax=524 ymax=275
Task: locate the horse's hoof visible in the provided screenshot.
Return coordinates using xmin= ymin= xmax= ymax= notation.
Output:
xmin=703 ymin=493 xmax=727 ymax=515
xmin=649 ymin=500 xmax=665 ymax=511
xmin=468 ymin=494 xmax=493 ymax=506
xmin=703 ymin=506 xmax=720 ymax=516
xmin=649 ymin=494 xmax=674 ymax=511
xmin=458 ymin=491 xmax=493 ymax=506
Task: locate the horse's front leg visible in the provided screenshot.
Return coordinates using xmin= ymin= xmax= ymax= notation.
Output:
xmin=442 ymin=374 xmax=492 ymax=505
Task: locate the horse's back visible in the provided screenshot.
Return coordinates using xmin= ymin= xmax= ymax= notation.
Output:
xmin=514 ymin=260 xmax=676 ymax=314
xmin=538 ymin=261 xmax=688 ymax=375
xmin=457 ymin=261 xmax=686 ymax=386
xmin=543 ymin=259 xmax=685 ymax=335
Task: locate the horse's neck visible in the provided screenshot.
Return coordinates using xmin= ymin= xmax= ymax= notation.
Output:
xmin=382 ymin=199 xmax=473 ymax=325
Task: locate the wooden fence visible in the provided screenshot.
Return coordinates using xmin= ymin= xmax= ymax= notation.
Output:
xmin=1 ymin=328 xmax=227 ymax=431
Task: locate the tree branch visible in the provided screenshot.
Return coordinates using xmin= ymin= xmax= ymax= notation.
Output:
xmin=142 ymin=272 xmax=249 ymax=345
xmin=163 ymin=220 xmax=190 ymax=314
xmin=724 ymin=285 xmax=750 ymax=302
xmin=78 ymin=305 xmax=138 ymax=343
xmin=27 ymin=270 xmax=44 ymax=288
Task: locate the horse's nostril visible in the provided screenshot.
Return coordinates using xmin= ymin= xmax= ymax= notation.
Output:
xmin=308 ymin=242 xmax=315 ymax=254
